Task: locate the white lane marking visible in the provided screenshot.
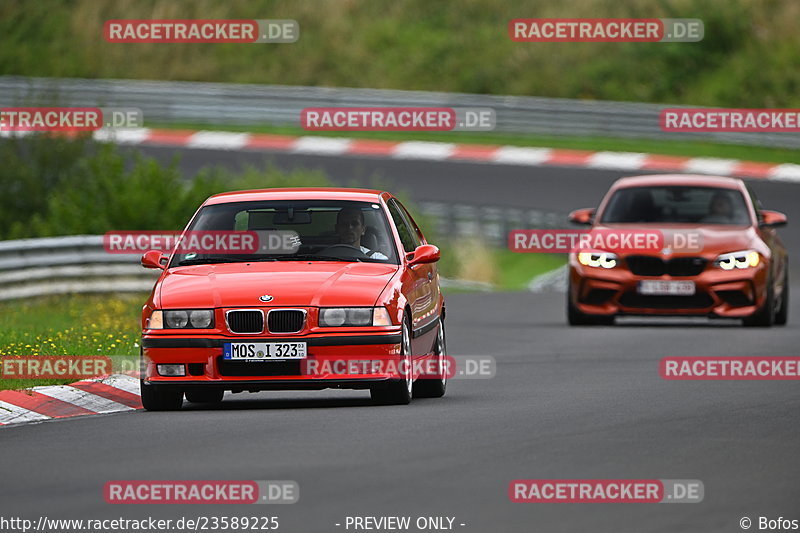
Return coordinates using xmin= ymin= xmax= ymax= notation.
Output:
xmin=683 ymin=158 xmax=738 ymax=176
xmin=187 ymin=131 xmax=249 ymax=150
xmin=87 ymin=128 xmax=795 ymax=182
xmin=99 ymin=374 xmax=141 ymax=396
xmin=492 ymin=146 xmax=552 ymax=165
xmin=588 ymin=151 xmax=647 ymax=170
xmin=292 ymin=136 xmax=352 ymax=154
xmin=32 ymin=385 xmax=133 ymax=414
xmin=768 ymin=164 xmax=800 ymax=182
xmin=93 ymin=127 xmax=151 ymax=144
xmin=392 ymin=141 xmax=455 ymax=160
xmin=0 ymin=400 xmax=50 ymax=424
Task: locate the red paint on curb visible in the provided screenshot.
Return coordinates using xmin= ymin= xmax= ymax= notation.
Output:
xmin=0 ymin=389 xmax=95 ymax=418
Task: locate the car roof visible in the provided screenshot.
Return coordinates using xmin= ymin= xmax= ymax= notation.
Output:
xmin=204 ymin=187 xmax=391 ymax=206
xmin=612 ymin=174 xmax=744 ymax=190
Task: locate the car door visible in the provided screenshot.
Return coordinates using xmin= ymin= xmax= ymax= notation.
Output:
xmin=394 ymin=198 xmax=440 ymax=331
xmin=387 ymin=198 xmax=435 ymax=358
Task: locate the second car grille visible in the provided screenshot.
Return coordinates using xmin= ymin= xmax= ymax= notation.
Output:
xmin=619 ymin=291 xmax=714 ymax=309
xmin=226 ymin=310 xmax=264 ymax=334
xmin=625 ymin=256 xmax=707 ymax=277
xmin=268 ymin=310 xmax=305 ymax=333
xmin=716 ymin=290 xmax=753 ymax=307
xmin=582 ymin=289 xmax=617 ymax=305
xmin=217 ymin=357 xmax=301 ymax=377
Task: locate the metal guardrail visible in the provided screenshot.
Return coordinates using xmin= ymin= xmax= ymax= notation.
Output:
xmin=418 ymin=201 xmax=566 ymax=243
xmin=1 ymin=76 xmax=797 ymax=148
xmin=0 ymin=203 xmax=566 ymax=300
xmin=0 ymin=235 xmax=159 ymax=301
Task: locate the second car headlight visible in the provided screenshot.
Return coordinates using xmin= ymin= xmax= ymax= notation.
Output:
xmin=319 ymin=307 xmax=393 ymax=327
xmin=715 ymin=250 xmax=760 ymax=270
xmin=577 ymin=251 xmax=618 ymax=269
xmin=148 ymin=309 xmax=214 ymax=329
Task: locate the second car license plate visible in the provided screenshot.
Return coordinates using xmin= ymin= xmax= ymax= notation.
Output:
xmin=223 ymin=342 xmax=307 ymax=361
xmin=638 ymin=280 xmax=696 ymax=296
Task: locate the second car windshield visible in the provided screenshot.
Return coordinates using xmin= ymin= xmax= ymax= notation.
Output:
xmin=600 ymin=186 xmax=752 ymax=225
xmin=170 ymin=200 xmax=399 ymax=267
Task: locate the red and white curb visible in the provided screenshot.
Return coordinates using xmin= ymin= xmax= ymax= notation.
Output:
xmin=0 ymin=374 xmax=141 ymax=427
xmin=85 ymin=128 xmax=800 ymax=181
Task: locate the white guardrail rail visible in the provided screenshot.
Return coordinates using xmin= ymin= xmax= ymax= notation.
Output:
xmin=0 ymin=203 xmax=568 ymax=300
xmin=1 ymin=76 xmax=798 ymax=148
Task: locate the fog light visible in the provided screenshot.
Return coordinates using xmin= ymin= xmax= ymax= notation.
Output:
xmin=157 ymin=364 xmax=186 ymax=376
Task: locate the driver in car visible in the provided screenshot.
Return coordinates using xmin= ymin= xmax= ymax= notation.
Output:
xmin=335 ymin=207 xmax=388 ymax=260
xmin=703 ymin=192 xmax=735 ymax=224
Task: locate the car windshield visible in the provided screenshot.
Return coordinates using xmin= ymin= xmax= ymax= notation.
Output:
xmin=169 ymin=199 xmax=399 ymax=267
xmin=600 ymin=186 xmax=752 ymax=225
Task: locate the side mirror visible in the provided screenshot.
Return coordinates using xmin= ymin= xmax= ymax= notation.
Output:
xmin=407 ymin=244 xmax=440 ymax=266
xmin=569 ymin=208 xmax=595 ymax=225
xmin=760 ymin=210 xmax=787 ymax=228
xmin=141 ymin=250 xmax=167 ymax=270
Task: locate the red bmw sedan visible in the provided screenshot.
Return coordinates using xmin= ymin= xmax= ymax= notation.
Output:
xmin=140 ymin=188 xmax=446 ymax=410
xmin=568 ymin=175 xmax=788 ymax=327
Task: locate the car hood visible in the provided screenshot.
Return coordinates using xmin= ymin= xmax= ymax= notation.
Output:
xmin=157 ymin=261 xmax=399 ymax=308
xmin=593 ymin=224 xmax=761 ymax=258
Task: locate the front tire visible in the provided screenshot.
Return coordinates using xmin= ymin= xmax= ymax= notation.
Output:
xmin=775 ymin=270 xmax=789 ymax=326
xmin=371 ymin=315 xmax=413 ymax=405
xmin=744 ymin=281 xmax=775 ymax=328
xmin=140 ymin=381 xmax=183 ymax=411
xmin=567 ymin=280 xmax=614 ymax=326
xmin=413 ymin=318 xmax=447 ymax=399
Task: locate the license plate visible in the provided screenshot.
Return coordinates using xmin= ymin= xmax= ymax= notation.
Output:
xmin=223 ymin=342 xmax=307 ymax=361
xmin=638 ymin=280 xmax=696 ymax=296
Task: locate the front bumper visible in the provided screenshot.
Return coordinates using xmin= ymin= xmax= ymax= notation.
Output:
xmin=141 ymin=331 xmax=405 ymax=390
xmin=568 ymin=258 xmax=769 ymax=317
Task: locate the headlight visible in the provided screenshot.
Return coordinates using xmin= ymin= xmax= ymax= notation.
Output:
xmin=147 ymin=309 xmax=214 ymax=329
xmin=715 ymin=250 xmax=760 ymax=270
xmin=188 ymin=310 xmax=214 ymax=328
xmin=319 ymin=307 xmax=394 ymax=327
xmin=577 ymin=251 xmax=618 ymax=269
xmin=165 ymin=310 xmax=189 ymax=328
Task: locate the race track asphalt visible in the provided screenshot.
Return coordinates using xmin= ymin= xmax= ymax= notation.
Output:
xmin=2 ymin=146 xmax=798 ymax=532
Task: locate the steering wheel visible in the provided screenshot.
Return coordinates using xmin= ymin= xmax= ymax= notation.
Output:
xmin=320 ymin=244 xmax=370 ymax=259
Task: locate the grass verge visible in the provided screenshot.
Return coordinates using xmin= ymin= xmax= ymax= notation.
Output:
xmin=0 ymin=294 xmax=143 ymax=391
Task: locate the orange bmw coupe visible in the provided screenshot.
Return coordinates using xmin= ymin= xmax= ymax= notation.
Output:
xmin=568 ymin=175 xmax=788 ymax=327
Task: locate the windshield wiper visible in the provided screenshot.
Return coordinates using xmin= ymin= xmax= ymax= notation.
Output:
xmin=270 ymin=254 xmax=362 ymax=262
xmin=175 ymin=256 xmax=257 ymax=266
